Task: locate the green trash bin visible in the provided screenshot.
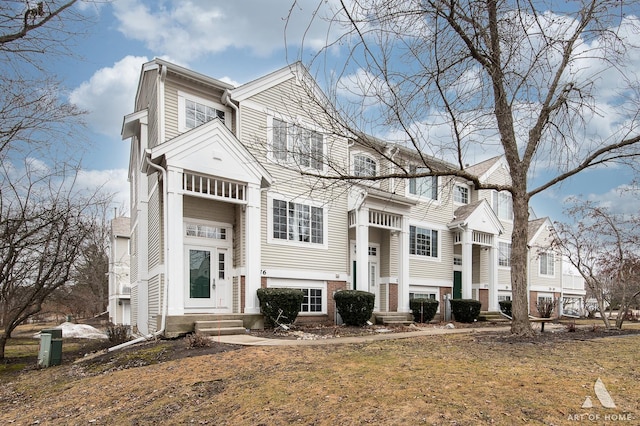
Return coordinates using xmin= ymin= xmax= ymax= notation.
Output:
xmin=38 ymin=329 xmax=63 ymax=367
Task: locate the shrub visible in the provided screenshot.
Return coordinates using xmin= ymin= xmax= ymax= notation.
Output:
xmin=257 ymin=287 xmax=304 ymax=327
xmin=536 ymin=298 xmax=557 ymax=318
xmin=186 ymin=332 xmax=211 ymax=349
xmin=450 ymin=299 xmax=481 ymax=323
xmin=565 ymin=321 xmax=577 ymax=332
xmin=409 ymin=298 xmax=439 ymax=323
xmin=106 ymin=323 xmax=131 ymax=345
xmin=334 ymin=290 xmax=375 ymax=326
xmin=498 ymin=300 xmax=512 ymax=317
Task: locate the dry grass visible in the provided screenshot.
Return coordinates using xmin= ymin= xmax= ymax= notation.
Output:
xmin=0 ymin=328 xmax=638 ymax=425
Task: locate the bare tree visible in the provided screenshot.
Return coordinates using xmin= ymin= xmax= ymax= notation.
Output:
xmin=287 ymin=0 xmax=640 ymax=336
xmin=0 ymin=161 xmax=111 ymax=359
xmin=556 ymin=198 xmax=640 ymax=329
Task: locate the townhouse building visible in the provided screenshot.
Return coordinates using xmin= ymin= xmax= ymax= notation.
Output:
xmin=120 ymin=59 xmax=576 ymax=336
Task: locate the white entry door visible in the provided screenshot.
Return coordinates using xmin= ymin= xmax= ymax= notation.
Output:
xmin=185 ymin=245 xmax=231 ymax=311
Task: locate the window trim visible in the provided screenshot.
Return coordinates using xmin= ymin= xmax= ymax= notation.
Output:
xmin=177 ymin=91 xmax=230 ymax=132
xmin=352 ymin=152 xmax=378 ymax=178
xmin=267 ymin=115 xmax=325 ymax=172
xmin=409 ymin=223 xmax=440 ymax=260
xmin=268 ymin=279 xmax=327 ymax=315
xmin=539 ymin=251 xmax=555 ymax=277
xmin=493 ymin=190 xmax=513 ymax=221
xmin=407 ymin=165 xmax=439 ymax=201
xmin=453 ymin=183 xmax=470 ymax=205
xmin=498 ymin=241 xmax=512 ymax=268
xmin=267 ymin=193 xmax=329 ymax=249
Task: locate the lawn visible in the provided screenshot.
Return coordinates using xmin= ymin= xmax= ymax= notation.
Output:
xmin=0 ymin=324 xmax=638 ymax=425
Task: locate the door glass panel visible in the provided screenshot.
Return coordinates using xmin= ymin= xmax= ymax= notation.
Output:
xmin=189 ymin=249 xmax=211 ymax=298
xmin=218 ymin=251 xmax=225 ymax=280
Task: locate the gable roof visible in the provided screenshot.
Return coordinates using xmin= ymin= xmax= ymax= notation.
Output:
xmin=528 ymin=217 xmax=555 ymax=245
xmin=465 ymin=155 xmax=508 ymax=181
xmin=149 ymin=119 xmax=272 ymax=188
xmin=448 ymin=199 xmax=504 ymax=235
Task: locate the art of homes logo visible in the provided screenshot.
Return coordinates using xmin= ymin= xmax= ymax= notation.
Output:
xmin=567 ymin=378 xmax=635 ymax=422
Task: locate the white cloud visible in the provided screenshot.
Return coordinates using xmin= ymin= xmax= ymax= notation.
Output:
xmin=77 ymin=168 xmax=130 ymax=212
xmin=112 ymin=0 xmax=337 ymax=63
xmin=69 ymin=55 xmax=148 ymax=137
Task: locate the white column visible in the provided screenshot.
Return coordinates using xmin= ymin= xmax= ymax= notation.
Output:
xmin=397 ymin=218 xmax=410 ymax=313
xmin=462 ymin=228 xmax=473 ymax=299
xmin=356 ymin=206 xmax=369 ymax=292
xmin=488 ymin=240 xmax=499 ymax=311
xmin=244 ymin=183 xmax=262 ymax=314
xmin=166 ymin=166 xmax=184 ymax=316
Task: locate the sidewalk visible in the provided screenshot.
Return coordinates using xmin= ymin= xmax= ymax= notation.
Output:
xmin=212 ymin=325 xmax=516 ymax=346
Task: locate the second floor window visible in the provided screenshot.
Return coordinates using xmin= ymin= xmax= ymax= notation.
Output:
xmin=539 ymin=252 xmax=555 ymax=276
xmin=272 ymin=118 xmax=323 ymax=171
xmin=185 ymin=99 xmax=225 ymax=129
xmin=410 ymin=225 xmax=438 ymax=258
xmin=409 ymin=166 xmax=438 ymax=200
xmin=493 ymin=190 xmax=513 ymax=220
xmin=354 ymin=154 xmax=377 ymax=177
xmin=498 ymin=242 xmax=511 ymax=267
xmin=454 ymin=185 xmax=469 ymax=204
xmin=272 ymin=199 xmax=324 ymax=244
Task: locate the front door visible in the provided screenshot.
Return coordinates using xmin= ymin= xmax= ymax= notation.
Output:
xmin=453 ymin=271 xmax=462 ymax=299
xmin=186 ymin=245 xmax=231 ymax=311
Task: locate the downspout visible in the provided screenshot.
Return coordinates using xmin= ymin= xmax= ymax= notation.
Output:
xmin=222 ymin=90 xmax=239 ymax=136
xmin=108 ymin=155 xmax=169 ymax=352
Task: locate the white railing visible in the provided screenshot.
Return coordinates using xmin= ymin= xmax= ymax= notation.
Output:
xmin=472 ymin=231 xmax=493 ymax=246
xmin=369 ymin=210 xmax=402 ymax=230
xmin=183 ymin=172 xmax=246 ymax=203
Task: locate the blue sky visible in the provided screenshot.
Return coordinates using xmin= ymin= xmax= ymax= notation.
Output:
xmin=53 ymin=0 xmax=639 ymax=222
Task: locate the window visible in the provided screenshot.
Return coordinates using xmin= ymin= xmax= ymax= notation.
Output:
xmin=498 ymin=295 xmax=512 ymax=302
xmin=301 ymin=288 xmax=323 ymax=312
xmin=493 ymin=191 xmax=513 ymax=220
xmin=453 ymin=185 xmax=469 ymax=204
xmin=271 ymin=118 xmax=323 ymax=170
xmin=185 ymin=223 xmax=226 ymax=240
xmin=539 ymin=252 xmax=555 ymax=276
xmin=354 ymin=154 xmax=377 ymax=177
xmin=498 ymin=242 xmax=511 ymax=267
xmin=185 ymin=99 xmax=225 ymax=129
xmin=408 ymin=166 xmax=438 ymax=200
xmin=410 ymin=292 xmax=437 ymax=300
xmin=410 ymin=225 xmax=438 ymax=258
xmin=272 ymin=199 xmax=324 ymax=244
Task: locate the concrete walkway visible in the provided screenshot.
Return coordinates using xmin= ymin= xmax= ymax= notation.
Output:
xmin=211 ymin=325 xmax=518 ymax=346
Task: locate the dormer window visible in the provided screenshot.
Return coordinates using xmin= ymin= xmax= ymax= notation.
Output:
xmin=453 ymin=184 xmax=469 ymax=204
xmin=270 ymin=117 xmax=324 ymax=171
xmin=178 ymin=91 xmax=230 ymax=132
xmin=185 ymin=100 xmax=225 ymax=129
xmin=354 ymin=154 xmax=377 ymax=177
xmin=408 ymin=166 xmax=438 ymax=200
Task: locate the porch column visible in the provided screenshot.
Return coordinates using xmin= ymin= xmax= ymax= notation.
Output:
xmin=244 ymin=183 xmax=262 ymax=314
xmin=462 ymin=228 xmax=473 ymax=299
xmin=166 ymin=166 xmax=185 ymax=316
xmin=488 ymin=239 xmax=499 ymax=311
xmin=355 ymin=206 xmax=369 ymax=292
xmin=397 ymin=217 xmax=410 ymax=313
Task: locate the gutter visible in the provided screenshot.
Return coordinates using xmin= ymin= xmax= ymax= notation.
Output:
xmin=222 ymin=90 xmax=239 ymax=136
xmin=108 ymin=155 xmax=170 ymax=352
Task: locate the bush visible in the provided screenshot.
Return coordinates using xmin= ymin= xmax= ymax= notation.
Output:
xmin=450 ymin=299 xmax=481 ymax=323
xmin=536 ymin=298 xmax=557 ymax=318
xmin=186 ymin=332 xmax=211 ymax=349
xmin=498 ymin=300 xmax=512 ymax=317
xmin=257 ymin=287 xmax=304 ymax=327
xmin=409 ymin=298 xmax=439 ymax=323
xmin=106 ymin=323 xmax=131 ymax=345
xmin=334 ymin=290 xmax=375 ymax=326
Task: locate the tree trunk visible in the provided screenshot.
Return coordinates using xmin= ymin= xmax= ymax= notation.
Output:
xmin=510 ymin=179 xmax=534 ymax=336
xmin=0 ymin=332 xmax=7 ymax=360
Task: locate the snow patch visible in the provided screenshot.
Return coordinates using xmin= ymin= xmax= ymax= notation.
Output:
xmin=33 ymin=322 xmax=108 ymax=340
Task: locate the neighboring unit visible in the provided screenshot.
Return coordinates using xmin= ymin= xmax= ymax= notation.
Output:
xmin=108 ymin=216 xmax=131 ymax=325
xmin=119 ymin=59 xmax=583 ymax=336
